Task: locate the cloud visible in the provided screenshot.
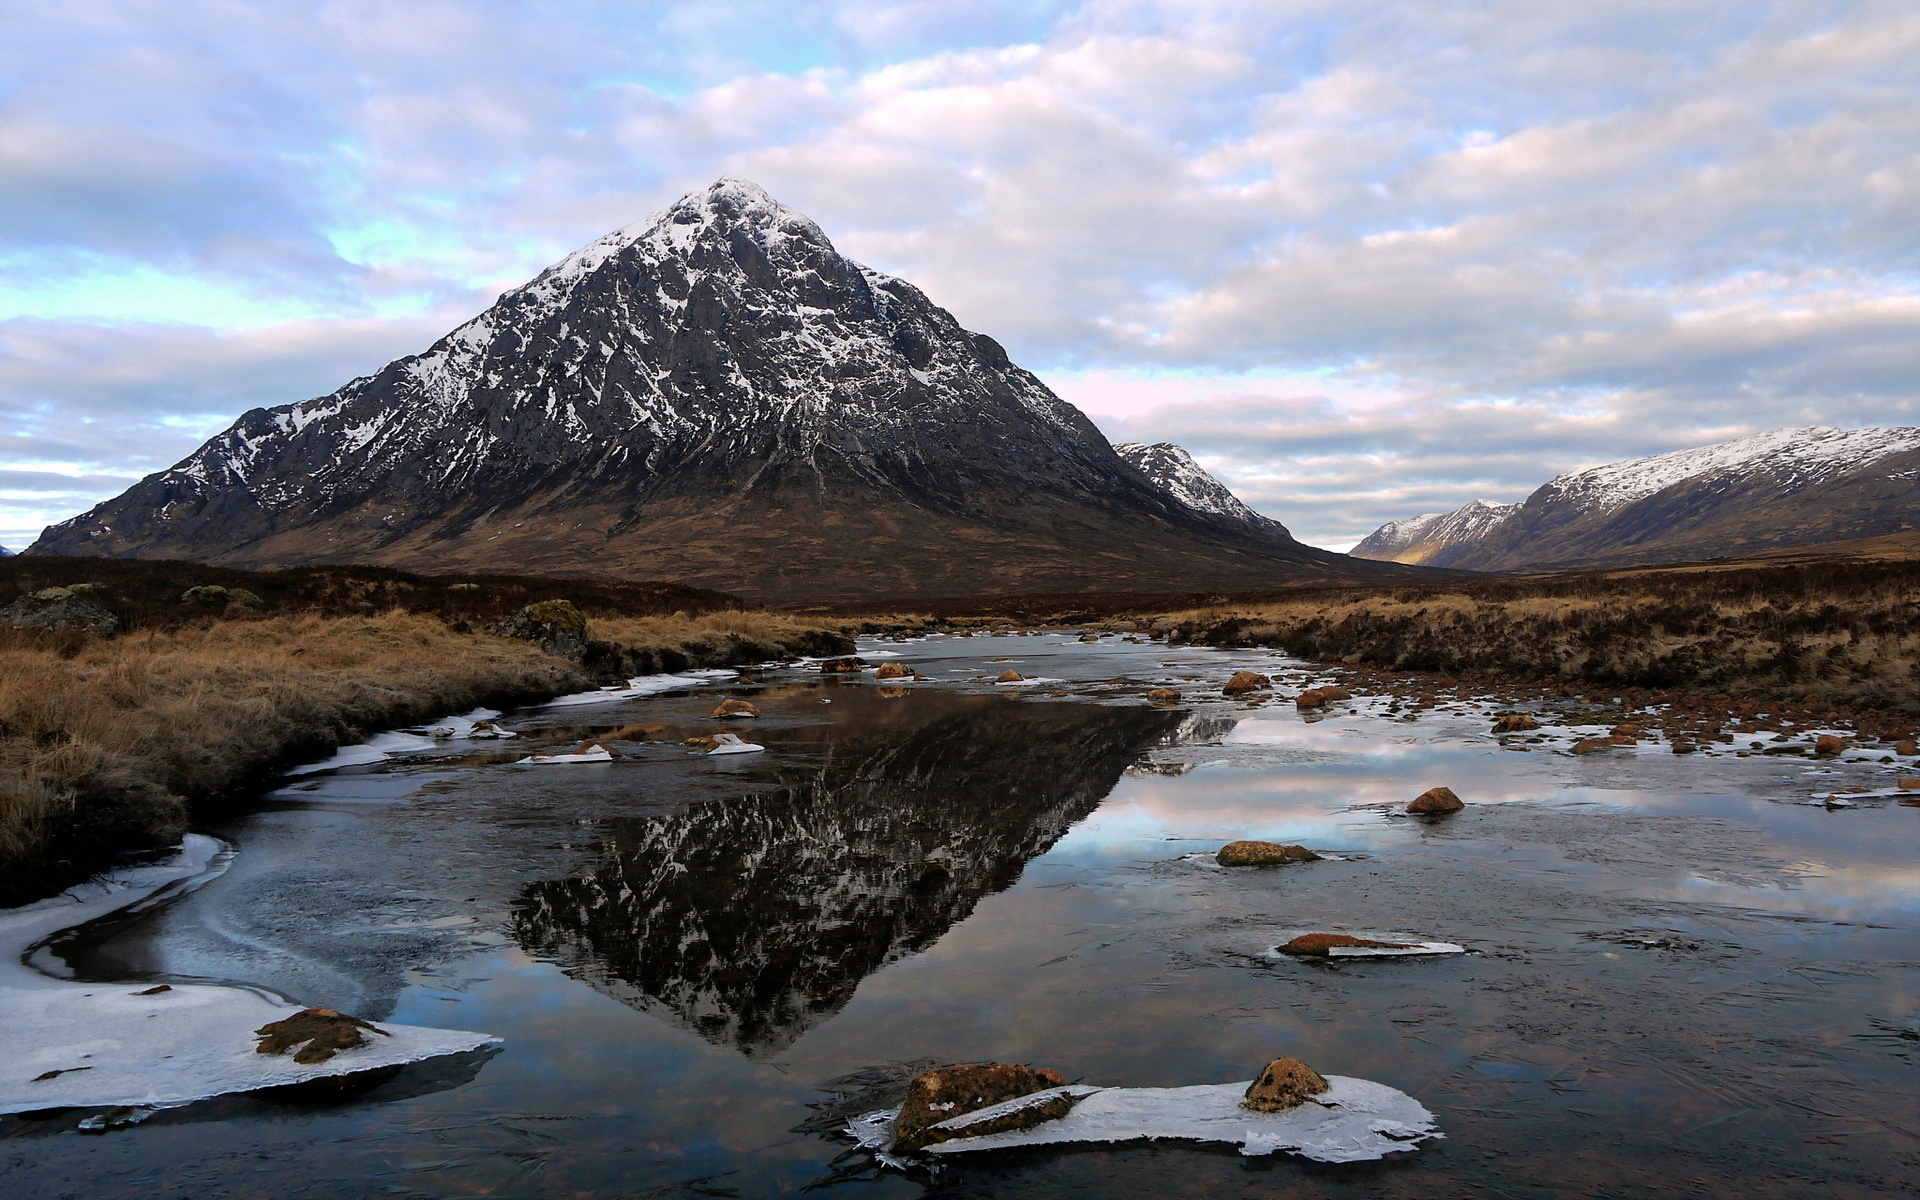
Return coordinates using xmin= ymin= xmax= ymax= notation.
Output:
xmin=2 ymin=0 xmax=1917 ymax=550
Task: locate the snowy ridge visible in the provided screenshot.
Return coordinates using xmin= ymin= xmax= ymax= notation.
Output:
xmin=1544 ymin=427 xmax=1920 ymax=513
xmin=1352 ymin=499 xmax=1517 ymax=563
xmin=1115 ymin=442 xmax=1289 ymax=535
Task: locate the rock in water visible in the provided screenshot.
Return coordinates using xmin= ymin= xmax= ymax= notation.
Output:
xmin=1217 ymin=841 xmax=1322 ymax=867
xmin=255 ymin=1008 xmax=390 ymax=1065
xmin=1242 ymin=1057 xmax=1330 ymax=1112
xmin=894 ymin=1063 xmax=1069 ymax=1151
xmin=1493 ymin=714 xmax=1541 ymax=733
xmin=494 ymin=600 xmax=588 ymax=659
xmin=1223 ymin=671 xmax=1271 ymax=696
xmin=1815 ymin=734 xmax=1847 ymax=755
xmin=1317 ymin=685 xmax=1353 ymax=701
xmin=996 ymin=669 xmax=1024 ymax=683
xmin=1281 ymin=934 xmax=1419 ymax=956
xmin=711 ymin=699 xmax=759 ymax=718
xmin=1407 ymin=786 xmax=1463 ymax=814
xmin=1145 ymin=688 xmax=1180 ymax=701
xmin=874 ymin=662 xmax=911 ymax=679
xmin=0 ymin=587 xmax=119 ymax=636
xmin=28 ymin=180 xmax=1410 ymax=604
xmin=1296 ymin=689 xmax=1328 ymax=709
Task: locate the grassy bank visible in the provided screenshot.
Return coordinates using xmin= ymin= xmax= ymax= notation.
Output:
xmin=1140 ymin=558 xmax=1920 ymax=713
xmin=0 ymin=608 xmax=861 ymax=906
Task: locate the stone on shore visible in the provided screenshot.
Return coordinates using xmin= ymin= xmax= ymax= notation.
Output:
xmin=1223 ymin=671 xmax=1271 ymax=696
xmin=894 ymin=1063 xmax=1070 ymax=1151
xmin=1242 ymin=1057 xmax=1330 ymax=1112
xmin=1407 ymin=786 xmax=1463 ymax=814
xmin=0 ymin=587 xmax=120 ymax=636
xmin=1217 ymin=841 xmax=1322 ymax=867
xmin=493 ymin=600 xmax=588 ymax=660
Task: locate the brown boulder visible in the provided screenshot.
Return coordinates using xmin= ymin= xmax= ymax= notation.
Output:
xmin=1242 ymin=1057 xmax=1330 ymax=1112
xmin=894 ymin=1063 xmax=1069 ymax=1151
xmin=997 ymin=669 xmax=1024 ymax=683
xmin=819 ymin=657 xmax=865 ymax=673
xmin=255 ymin=1008 xmax=390 ymax=1065
xmin=710 ymin=699 xmax=759 ymax=719
xmin=1318 ymin=686 xmax=1353 ymax=701
xmin=1492 ymin=714 xmax=1540 ymax=733
xmin=1898 ymin=740 xmax=1918 ymax=757
xmin=683 ymin=735 xmax=721 ymax=750
xmin=1145 ymin=688 xmax=1181 ymax=701
xmin=1571 ymin=736 xmax=1635 ymax=754
xmin=1217 ymin=840 xmax=1322 ymax=867
xmin=1281 ymin=933 xmax=1419 ymax=956
xmin=1295 ymin=689 xmax=1328 ymax=709
xmin=1815 ymin=734 xmax=1848 ymax=756
xmin=874 ymin=662 xmax=912 ymax=679
xmin=1223 ymin=671 xmax=1271 ymax=696
xmin=1407 ymin=786 xmax=1463 ymax=814
xmin=1898 ymin=777 xmax=1920 ymax=790
xmin=1610 ymin=723 xmax=1643 ymax=738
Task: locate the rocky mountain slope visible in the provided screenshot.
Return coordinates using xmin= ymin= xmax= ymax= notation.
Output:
xmin=28 ymin=180 xmax=1417 ymax=602
xmin=1353 ymin=427 xmax=1920 ymax=571
xmin=1350 ymin=499 xmax=1517 ymax=565
xmin=1114 ymin=442 xmax=1289 ymax=535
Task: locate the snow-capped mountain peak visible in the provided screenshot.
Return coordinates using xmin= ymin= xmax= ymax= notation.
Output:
xmin=1546 ymin=426 xmax=1920 ymax=512
xmin=1114 ymin=442 xmax=1289 ymax=535
xmin=1351 ymin=499 xmax=1517 ymax=564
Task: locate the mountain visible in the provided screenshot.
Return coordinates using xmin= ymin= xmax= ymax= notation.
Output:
xmin=1114 ymin=442 xmax=1290 ymax=535
xmin=1350 ymin=499 xmax=1517 ymax=565
xmin=1353 ymin=427 xmax=1920 ymax=571
xmin=27 ymin=179 xmax=1417 ymax=602
xmin=0 ymin=546 xmax=12 ymax=557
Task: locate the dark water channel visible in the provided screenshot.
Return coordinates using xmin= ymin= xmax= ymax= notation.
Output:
xmin=6 ymin=636 xmax=1918 ymax=1198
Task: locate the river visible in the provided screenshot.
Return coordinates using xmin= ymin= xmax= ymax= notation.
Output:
xmin=6 ymin=633 xmax=1916 ymax=1198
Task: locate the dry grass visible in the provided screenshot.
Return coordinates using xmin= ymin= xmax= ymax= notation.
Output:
xmin=0 ymin=611 xmax=587 ymax=903
xmin=1143 ymin=560 xmax=1920 ymax=711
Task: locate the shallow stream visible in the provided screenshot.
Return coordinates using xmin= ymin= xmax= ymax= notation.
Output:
xmin=6 ymin=635 xmax=1918 ymax=1198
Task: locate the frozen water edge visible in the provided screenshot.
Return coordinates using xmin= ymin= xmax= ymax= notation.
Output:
xmin=847 ymin=1076 xmax=1439 ymax=1164
xmin=543 ymin=669 xmax=738 ymax=709
xmin=284 ymin=706 xmax=512 ymax=775
xmin=0 ymin=836 xmax=498 ymax=1118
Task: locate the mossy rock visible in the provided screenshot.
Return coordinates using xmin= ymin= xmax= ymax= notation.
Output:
xmin=180 ymin=585 xmax=231 ymax=607
xmin=494 ymin=600 xmax=589 ymax=659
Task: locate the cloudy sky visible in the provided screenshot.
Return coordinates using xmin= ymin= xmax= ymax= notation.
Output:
xmin=3 ymin=1 xmax=1916 ymax=551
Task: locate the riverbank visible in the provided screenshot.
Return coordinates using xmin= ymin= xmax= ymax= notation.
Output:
xmin=0 ymin=609 xmax=863 ymax=905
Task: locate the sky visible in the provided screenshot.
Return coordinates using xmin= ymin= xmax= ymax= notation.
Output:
xmin=2 ymin=1 xmax=1916 ymax=552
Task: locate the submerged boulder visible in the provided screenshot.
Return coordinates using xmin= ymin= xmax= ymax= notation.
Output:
xmin=711 ymin=699 xmax=759 ymax=719
xmin=894 ymin=1063 xmax=1070 ymax=1151
xmin=255 ymin=1008 xmax=390 ymax=1065
xmin=494 ymin=600 xmax=588 ymax=660
xmin=1 ymin=587 xmax=119 ymax=636
xmin=1218 ymin=841 xmax=1322 ymax=867
xmin=1242 ymin=1057 xmax=1330 ymax=1112
xmin=1223 ymin=671 xmax=1271 ymax=696
xmin=1406 ymin=786 xmax=1463 ymax=814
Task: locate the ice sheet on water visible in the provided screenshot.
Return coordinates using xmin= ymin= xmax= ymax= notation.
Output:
xmin=543 ymin=670 xmax=739 ymax=708
xmin=0 ymin=836 xmax=498 ymax=1119
xmin=847 ymin=1076 xmax=1439 ymax=1164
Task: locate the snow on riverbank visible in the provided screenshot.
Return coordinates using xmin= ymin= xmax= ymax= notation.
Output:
xmin=0 ymin=836 xmax=497 ymax=1118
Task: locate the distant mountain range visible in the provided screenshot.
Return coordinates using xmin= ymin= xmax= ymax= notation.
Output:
xmin=1352 ymin=427 xmax=1920 ymax=570
xmin=28 ymin=179 xmax=1418 ymax=602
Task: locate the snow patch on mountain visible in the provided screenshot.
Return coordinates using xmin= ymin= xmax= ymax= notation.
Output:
xmin=1547 ymin=427 xmax=1920 ymax=512
xmin=1352 ymin=499 xmax=1518 ymax=563
xmin=1115 ymin=442 xmax=1289 ymax=535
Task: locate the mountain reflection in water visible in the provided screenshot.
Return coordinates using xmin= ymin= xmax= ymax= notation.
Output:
xmin=512 ymin=694 xmax=1181 ymax=1056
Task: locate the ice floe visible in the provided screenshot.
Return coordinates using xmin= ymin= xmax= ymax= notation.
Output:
xmin=543 ymin=669 xmax=739 ymax=708
xmin=516 ymin=743 xmax=615 ymax=765
xmin=847 ymin=1076 xmax=1439 ymax=1163
xmin=708 ymin=732 xmax=765 ymax=755
xmin=285 ymin=707 xmax=517 ymax=775
xmin=0 ymin=836 xmax=498 ymax=1120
